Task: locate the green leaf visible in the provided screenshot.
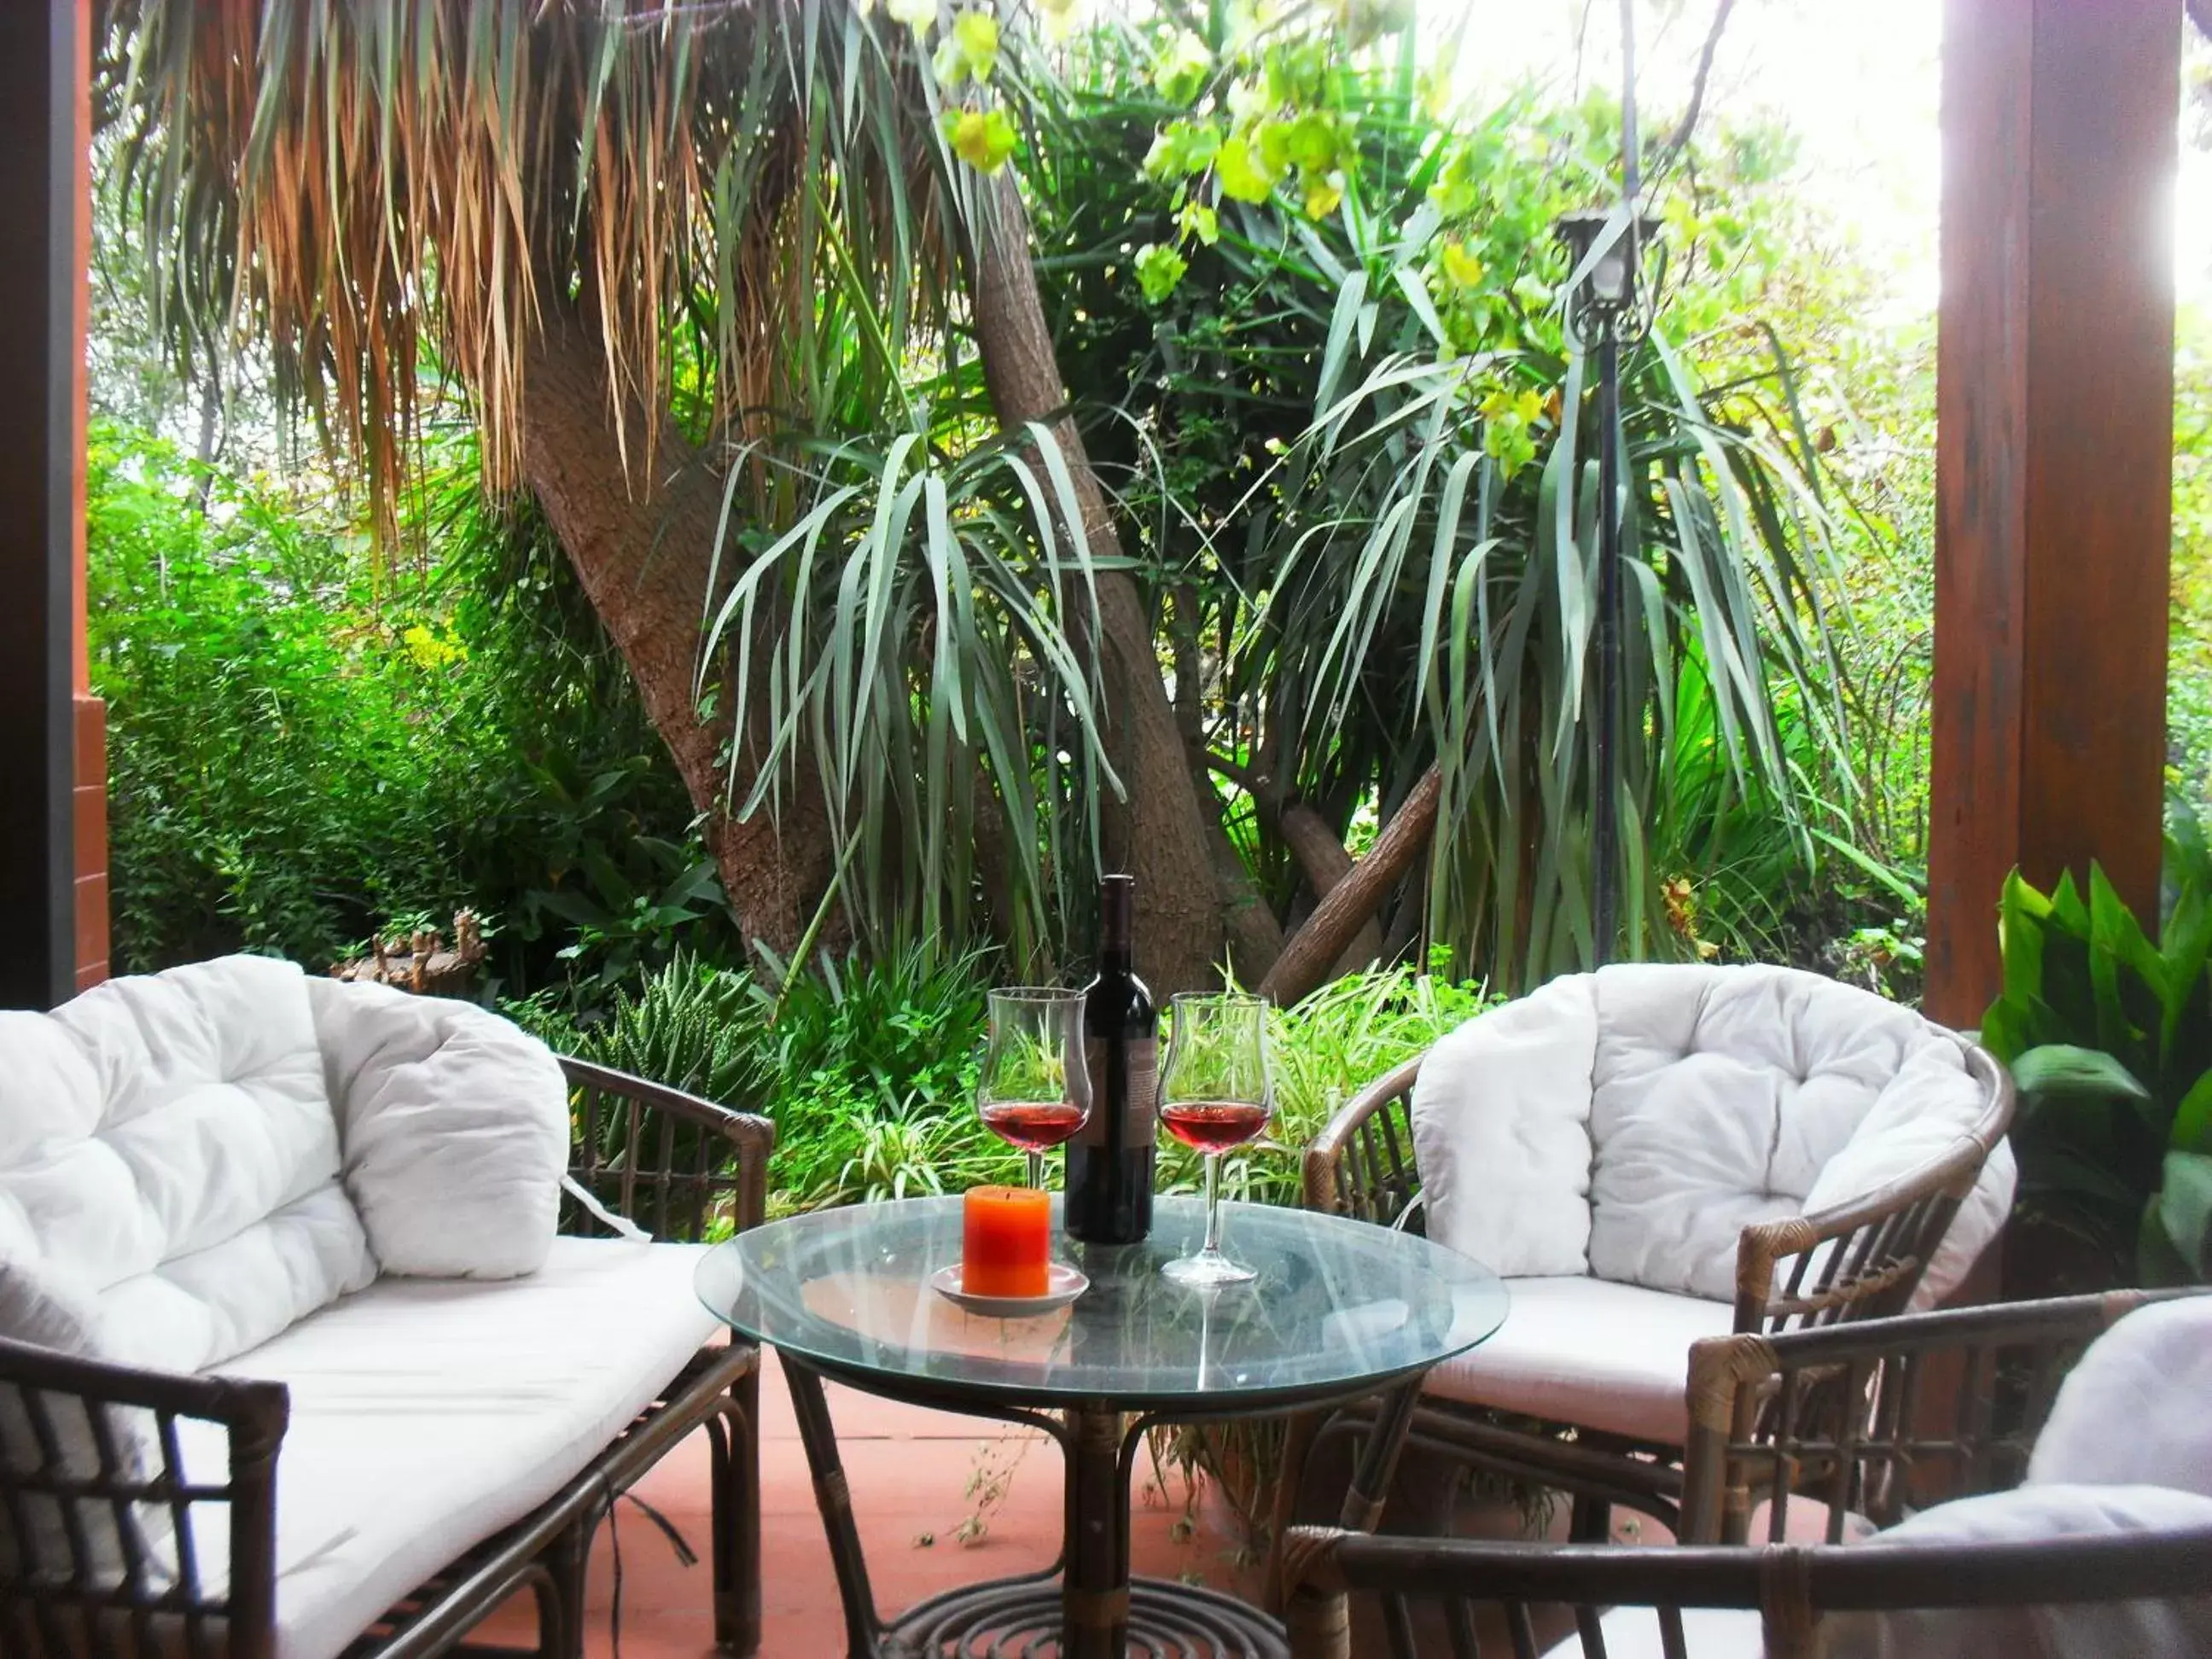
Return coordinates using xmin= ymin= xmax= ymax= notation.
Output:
xmin=941 ymin=107 xmax=1016 ymax=174
xmin=1151 ymin=29 xmax=1212 ymax=105
xmin=886 ymin=0 xmax=935 ymax=36
xmin=1176 ymin=200 xmax=1219 ymax=247
xmin=951 ymin=9 xmax=998 ymax=82
xmin=2011 ymin=1044 xmax=2151 ymax=1102
xmin=1216 ymin=135 xmax=1276 ymax=204
xmin=2155 ymin=1150 xmax=2212 ymax=1280
xmin=2171 ymin=1069 xmax=2212 ymax=1155
xmin=1133 ymin=242 xmax=1189 ymax=305
xmin=1143 ymin=119 xmax=1220 ymax=183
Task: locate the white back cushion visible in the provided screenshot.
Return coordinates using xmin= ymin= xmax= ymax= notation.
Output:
xmin=1411 ymin=973 xmax=1598 ymax=1276
xmin=1586 ymin=964 xmax=1995 ymax=1302
xmin=309 ymin=978 xmax=568 ymax=1278
xmin=0 ymin=956 xmax=375 ymax=1375
xmin=2029 ymin=1295 xmax=2212 ymax=1499
xmin=1822 ymin=1484 xmax=2212 ymax=1658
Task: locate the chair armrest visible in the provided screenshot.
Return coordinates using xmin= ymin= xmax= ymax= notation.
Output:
xmin=0 ymin=1336 xmax=288 ymax=1647
xmin=1276 ymin=1520 xmax=2212 ymax=1659
xmin=1732 ymin=1040 xmax=2015 ymax=1334
xmin=1302 ymin=1053 xmax=1425 ymax=1227
xmin=1679 ymin=1288 xmax=2208 ymax=1543
xmin=561 ymin=1057 xmax=777 ymax=1241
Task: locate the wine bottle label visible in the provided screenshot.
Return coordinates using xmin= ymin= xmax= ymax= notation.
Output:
xmin=1126 ymin=1036 xmax=1158 ymax=1138
xmin=1081 ymin=1035 xmax=1159 ymax=1146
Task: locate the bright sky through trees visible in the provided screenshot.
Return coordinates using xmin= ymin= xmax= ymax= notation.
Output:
xmin=1447 ymin=0 xmax=2211 ymax=313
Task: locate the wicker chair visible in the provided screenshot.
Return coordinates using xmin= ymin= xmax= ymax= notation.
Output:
xmin=0 ymin=1056 xmax=771 ymax=1659
xmin=1278 ymin=1289 xmax=2212 ymax=1658
xmin=1293 ymin=966 xmax=2015 ymax=1538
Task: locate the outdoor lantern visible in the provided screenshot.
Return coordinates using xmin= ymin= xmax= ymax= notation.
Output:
xmin=1555 ymin=208 xmax=1660 ymax=346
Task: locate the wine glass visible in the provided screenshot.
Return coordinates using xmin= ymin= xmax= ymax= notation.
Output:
xmin=1158 ymin=992 xmax=1272 ymax=1286
xmin=975 ymin=988 xmax=1091 ymax=1189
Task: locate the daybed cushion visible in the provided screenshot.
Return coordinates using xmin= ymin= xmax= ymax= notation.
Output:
xmin=1420 ymin=1277 xmax=1734 ymax=1444
xmin=307 ymin=976 xmax=568 ymax=1278
xmin=1411 ymin=964 xmax=2013 ymax=1307
xmin=180 ymin=1237 xmax=718 ymax=1659
xmin=2028 ymin=1295 xmax=2212 ymax=1499
xmin=0 ymin=955 xmax=376 ymax=1375
xmin=1820 ymin=1483 xmax=2212 ymax=1658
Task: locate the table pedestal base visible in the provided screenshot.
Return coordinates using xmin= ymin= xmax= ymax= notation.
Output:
xmin=884 ymin=1571 xmax=1286 ymax=1659
xmin=783 ymin=1354 xmax=1423 ymax=1659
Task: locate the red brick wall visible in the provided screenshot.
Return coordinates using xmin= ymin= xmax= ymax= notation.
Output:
xmin=71 ymin=0 xmax=107 ymax=994
xmin=74 ymin=694 xmax=107 ymax=990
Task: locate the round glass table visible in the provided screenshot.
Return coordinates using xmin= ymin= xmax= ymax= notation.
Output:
xmin=696 ymin=1194 xmax=1507 ymax=1658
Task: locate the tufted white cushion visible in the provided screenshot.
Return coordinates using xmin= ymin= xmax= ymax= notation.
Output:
xmin=1412 ymin=963 xmax=2011 ymax=1312
xmin=1586 ymin=964 xmax=2000 ymax=1301
xmin=0 ymin=956 xmax=377 ymax=1376
xmin=1411 ymin=974 xmax=1598 ymax=1276
xmin=2028 ymin=1295 xmax=2212 ymax=1499
xmin=307 ymin=978 xmax=568 ymax=1279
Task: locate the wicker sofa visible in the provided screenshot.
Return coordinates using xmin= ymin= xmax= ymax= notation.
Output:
xmin=1296 ymin=963 xmax=2015 ymax=1535
xmin=0 ymin=955 xmax=771 ymax=1659
xmin=1278 ymin=1289 xmax=2212 ymax=1657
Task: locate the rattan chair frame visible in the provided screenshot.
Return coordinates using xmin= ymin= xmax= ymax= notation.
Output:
xmin=0 ymin=1057 xmax=773 ymax=1659
xmin=1290 ymin=1032 xmax=2014 ymax=1534
xmin=1277 ymin=1289 xmax=2212 ymax=1659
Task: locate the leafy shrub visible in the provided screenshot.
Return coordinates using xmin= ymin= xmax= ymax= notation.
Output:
xmin=90 ymin=423 xmax=463 ymax=967
xmin=1156 ymin=960 xmax=1492 ymax=1205
xmin=88 ymin=419 xmax=737 ymax=999
xmin=1981 ymin=805 xmax=2212 ymax=1287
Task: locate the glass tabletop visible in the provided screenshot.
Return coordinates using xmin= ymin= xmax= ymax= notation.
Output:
xmin=694 ymin=1195 xmax=1508 ymax=1412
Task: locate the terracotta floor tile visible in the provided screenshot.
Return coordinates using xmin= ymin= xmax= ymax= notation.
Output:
xmin=476 ymin=1350 xmax=1262 ymax=1656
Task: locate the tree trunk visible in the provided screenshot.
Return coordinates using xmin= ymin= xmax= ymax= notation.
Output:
xmin=519 ymin=300 xmax=830 ymax=954
xmin=1278 ymin=803 xmax=1386 ymax=978
xmin=970 ymin=172 xmax=1231 ymax=992
xmin=1260 ymin=766 xmax=1443 ymax=1004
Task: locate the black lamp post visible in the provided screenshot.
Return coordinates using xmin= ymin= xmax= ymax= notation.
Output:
xmin=1555 ymin=206 xmax=1658 ymax=968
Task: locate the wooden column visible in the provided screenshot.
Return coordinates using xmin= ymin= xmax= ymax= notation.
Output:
xmin=0 ymin=2 xmax=82 ymax=1009
xmin=1926 ymin=0 xmax=2180 ymax=1027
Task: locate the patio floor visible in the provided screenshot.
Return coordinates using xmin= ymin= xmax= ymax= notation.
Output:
xmin=473 ymin=1348 xmax=1258 ymax=1656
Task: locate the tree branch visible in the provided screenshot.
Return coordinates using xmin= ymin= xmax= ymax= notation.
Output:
xmin=1258 ymin=766 xmax=1443 ymax=1005
xmin=1658 ymin=0 xmax=1740 ymax=167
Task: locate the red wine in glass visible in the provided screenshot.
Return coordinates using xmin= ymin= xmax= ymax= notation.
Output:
xmin=981 ymin=1099 xmax=1086 ymax=1154
xmin=1160 ymin=1100 xmax=1268 ymax=1154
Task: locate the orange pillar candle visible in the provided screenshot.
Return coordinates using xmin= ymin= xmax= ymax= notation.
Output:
xmin=962 ymin=1185 xmax=1051 ymax=1298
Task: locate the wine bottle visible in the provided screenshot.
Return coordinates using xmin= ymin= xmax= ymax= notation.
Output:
xmin=1068 ymin=874 xmax=1155 ymax=1244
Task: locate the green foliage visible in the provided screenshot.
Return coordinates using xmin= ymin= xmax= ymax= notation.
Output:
xmin=1025 ymin=30 xmax=1862 ymax=989
xmin=88 ymin=418 xmax=734 ymax=997
xmin=89 ymin=422 xmax=463 ymax=967
xmin=1981 ymin=811 xmax=2212 ymax=1285
xmin=1155 ymin=961 xmax=1492 ymax=1204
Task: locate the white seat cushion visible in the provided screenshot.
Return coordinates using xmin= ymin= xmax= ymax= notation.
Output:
xmin=183 ymin=1237 xmax=719 ymax=1659
xmin=2029 ymin=1295 xmax=2212 ymax=1499
xmin=1422 ymin=1278 xmax=1732 ymax=1444
xmin=1821 ymin=1483 xmax=2212 ymax=1658
xmin=1546 ymin=1607 xmax=1763 ymax=1659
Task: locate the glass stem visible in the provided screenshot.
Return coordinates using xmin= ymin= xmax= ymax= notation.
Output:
xmin=1202 ymin=1152 xmax=1224 ymax=1255
xmin=1027 ymin=1149 xmax=1045 ymax=1190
